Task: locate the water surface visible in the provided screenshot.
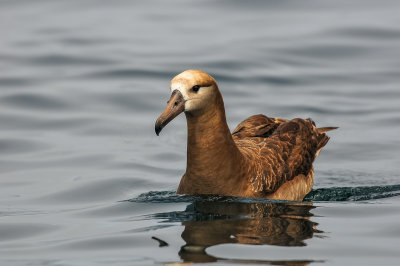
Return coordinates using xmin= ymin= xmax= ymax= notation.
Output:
xmin=1 ymin=0 xmax=400 ymax=265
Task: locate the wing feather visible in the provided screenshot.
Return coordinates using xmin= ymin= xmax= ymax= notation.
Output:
xmin=232 ymin=115 xmax=336 ymax=195
xmin=232 ymin=114 xmax=286 ymax=139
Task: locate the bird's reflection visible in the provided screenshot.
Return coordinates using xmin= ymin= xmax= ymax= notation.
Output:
xmin=151 ymin=199 xmax=321 ymax=265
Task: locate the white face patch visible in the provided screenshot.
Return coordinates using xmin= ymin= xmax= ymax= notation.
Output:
xmin=170 ymin=82 xmax=215 ymax=112
xmin=170 ymin=83 xmax=199 ymax=112
xmin=169 ymin=70 xmax=217 ymax=113
xmin=170 ymin=81 xmax=190 ymax=101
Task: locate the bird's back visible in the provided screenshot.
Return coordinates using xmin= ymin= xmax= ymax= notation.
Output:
xmin=232 ymin=114 xmax=336 ymax=200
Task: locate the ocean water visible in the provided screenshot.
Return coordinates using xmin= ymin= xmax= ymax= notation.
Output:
xmin=1 ymin=0 xmax=400 ymax=265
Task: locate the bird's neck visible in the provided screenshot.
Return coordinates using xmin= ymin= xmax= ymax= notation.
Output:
xmin=181 ymin=92 xmax=243 ymax=193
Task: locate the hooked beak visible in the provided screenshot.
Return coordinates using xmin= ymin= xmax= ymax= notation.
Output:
xmin=155 ymin=90 xmax=185 ymax=136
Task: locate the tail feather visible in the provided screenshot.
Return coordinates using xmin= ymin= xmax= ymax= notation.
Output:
xmin=316 ymin=127 xmax=337 ymax=152
xmin=317 ymin=127 xmax=338 ymax=134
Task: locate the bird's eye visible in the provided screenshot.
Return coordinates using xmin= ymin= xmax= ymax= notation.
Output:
xmin=192 ymin=85 xmax=200 ymax=92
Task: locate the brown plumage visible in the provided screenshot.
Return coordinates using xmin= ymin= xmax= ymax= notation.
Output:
xmin=155 ymin=70 xmax=337 ymax=201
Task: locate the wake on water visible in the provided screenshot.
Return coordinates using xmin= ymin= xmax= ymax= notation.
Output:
xmin=130 ymin=184 xmax=400 ymax=204
xmin=127 ymin=185 xmax=400 ymax=236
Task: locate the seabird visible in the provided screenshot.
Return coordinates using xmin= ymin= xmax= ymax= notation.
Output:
xmin=155 ymin=70 xmax=337 ymax=201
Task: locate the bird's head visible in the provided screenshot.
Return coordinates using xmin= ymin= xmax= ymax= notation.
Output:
xmin=155 ymin=70 xmax=219 ymax=135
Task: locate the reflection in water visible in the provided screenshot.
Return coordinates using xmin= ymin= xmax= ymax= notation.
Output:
xmin=150 ymin=199 xmax=321 ymax=265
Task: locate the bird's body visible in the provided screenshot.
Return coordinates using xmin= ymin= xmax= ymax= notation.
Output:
xmin=155 ymin=70 xmax=336 ymax=201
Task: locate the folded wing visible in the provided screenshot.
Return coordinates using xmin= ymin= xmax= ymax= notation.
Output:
xmin=232 ymin=114 xmax=337 ymax=195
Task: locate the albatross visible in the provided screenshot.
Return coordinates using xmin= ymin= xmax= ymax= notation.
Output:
xmin=155 ymin=70 xmax=337 ymax=201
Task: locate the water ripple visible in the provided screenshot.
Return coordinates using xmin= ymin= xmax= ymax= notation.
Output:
xmin=1 ymin=93 xmax=71 ymax=110
xmin=281 ymin=44 xmax=370 ymax=59
xmin=28 ymin=54 xmax=116 ymax=66
xmin=305 ymin=185 xmax=400 ymax=201
xmin=0 ymin=77 xmax=38 ymax=87
xmin=0 ymin=113 xmax=99 ymax=131
xmin=81 ymin=69 xmax=175 ymax=80
xmin=0 ymin=223 xmax=58 ymax=241
xmin=37 ymin=178 xmax=152 ymax=204
xmin=0 ymin=138 xmax=51 ymax=155
xmin=326 ymin=26 xmax=400 ymax=40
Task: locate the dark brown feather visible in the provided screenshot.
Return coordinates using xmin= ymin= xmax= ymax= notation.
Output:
xmin=232 ymin=114 xmax=286 ymax=139
xmin=232 ymin=116 xmax=335 ymax=196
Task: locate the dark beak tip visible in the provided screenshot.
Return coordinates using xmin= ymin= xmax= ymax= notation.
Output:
xmin=155 ymin=124 xmax=162 ymax=136
xmin=155 ymin=91 xmax=184 ymax=137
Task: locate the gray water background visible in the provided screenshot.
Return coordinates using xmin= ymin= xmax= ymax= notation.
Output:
xmin=1 ymin=0 xmax=400 ymax=265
